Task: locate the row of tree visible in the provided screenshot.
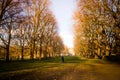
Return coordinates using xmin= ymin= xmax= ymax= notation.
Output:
xmin=74 ymin=0 xmax=120 ymax=59
xmin=0 ymin=0 xmax=64 ymax=61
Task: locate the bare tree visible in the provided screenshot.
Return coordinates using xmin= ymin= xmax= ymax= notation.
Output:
xmin=0 ymin=0 xmax=23 ymax=61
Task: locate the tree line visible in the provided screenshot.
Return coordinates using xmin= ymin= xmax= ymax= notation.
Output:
xmin=0 ymin=0 xmax=64 ymax=61
xmin=74 ymin=0 xmax=120 ymax=59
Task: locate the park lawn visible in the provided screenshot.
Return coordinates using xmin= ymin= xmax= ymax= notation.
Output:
xmin=0 ymin=56 xmax=120 ymax=80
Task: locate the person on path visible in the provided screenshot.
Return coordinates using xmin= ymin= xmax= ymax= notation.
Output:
xmin=61 ymin=56 xmax=64 ymax=63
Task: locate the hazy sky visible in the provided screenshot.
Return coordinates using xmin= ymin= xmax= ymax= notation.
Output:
xmin=50 ymin=0 xmax=76 ymax=48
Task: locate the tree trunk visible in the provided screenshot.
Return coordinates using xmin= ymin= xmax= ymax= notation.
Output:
xmin=35 ymin=47 xmax=38 ymax=59
xmin=32 ymin=39 xmax=36 ymax=59
xmin=6 ymin=24 xmax=12 ymax=62
xmin=6 ymin=37 xmax=11 ymax=62
xmin=6 ymin=46 xmax=10 ymax=62
xmin=30 ymin=48 xmax=34 ymax=60
xmin=30 ymin=43 xmax=34 ymax=60
xmin=109 ymin=44 xmax=112 ymax=57
xmin=30 ymin=39 xmax=36 ymax=60
xmin=39 ymin=40 xmax=42 ymax=59
xmin=21 ymin=45 xmax=24 ymax=60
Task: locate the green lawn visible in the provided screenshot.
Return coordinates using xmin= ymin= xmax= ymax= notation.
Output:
xmin=0 ymin=56 xmax=120 ymax=80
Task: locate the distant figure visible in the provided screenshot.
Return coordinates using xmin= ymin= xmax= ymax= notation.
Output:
xmin=61 ymin=56 xmax=64 ymax=63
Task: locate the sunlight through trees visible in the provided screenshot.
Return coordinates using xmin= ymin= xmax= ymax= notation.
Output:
xmin=0 ymin=0 xmax=64 ymax=61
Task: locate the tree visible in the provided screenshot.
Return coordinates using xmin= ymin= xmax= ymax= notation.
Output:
xmin=0 ymin=0 xmax=23 ymax=61
xmin=0 ymin=0 xmax=64 ymax=61
xmin=74 ymin=0 xmax=120 ymax=59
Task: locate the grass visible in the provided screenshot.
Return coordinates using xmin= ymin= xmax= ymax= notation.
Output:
xmin=0 ymin=56 xmax=81 ymax=73
xmin=0 ymin=56 xmax=120 ymax=80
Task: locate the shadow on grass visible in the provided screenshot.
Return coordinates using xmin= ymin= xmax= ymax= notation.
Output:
xmin=0 ymin=56 xmax=87 ymax=73
xmin=1 ymin=56 xmax=120 ymax=80
xmin=40 ymin=56 xmax=88 ymax=63
xmin=0 ymin=56 xmax=106 ymax=74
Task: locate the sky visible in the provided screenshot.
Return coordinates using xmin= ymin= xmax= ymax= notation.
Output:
xmin=50 ymin=0 xmax=76 ymax=48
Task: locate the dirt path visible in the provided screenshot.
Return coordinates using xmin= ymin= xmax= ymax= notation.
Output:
xmin=48 ymin=61 xmax=120 ymax=80
xmin=55 ymin=62 xmax=120 ymax=80
xmin=30 ymin=60 xmax=120 ymax=80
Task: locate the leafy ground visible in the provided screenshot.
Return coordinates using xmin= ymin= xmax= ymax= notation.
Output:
xmin=0 ymin=56 xmax=120 ymax=80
